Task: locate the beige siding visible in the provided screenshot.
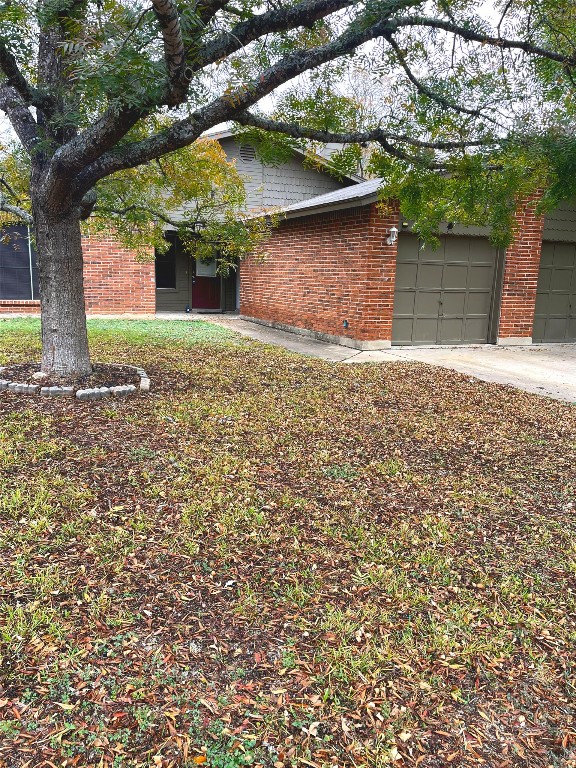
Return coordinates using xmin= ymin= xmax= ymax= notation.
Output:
xmin=219 ymin=138 xmax=351 ymax=211
xmin=155 ymin=249 xmax=192 ymax=312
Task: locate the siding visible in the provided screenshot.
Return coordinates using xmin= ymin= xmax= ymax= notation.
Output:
xmin=543 ymin=200 xmax=576 ymax=242
xmin=155 ymin=247 xmax=192 ymax=312
xmin=219 ymin=138 xmax=352 ymax=211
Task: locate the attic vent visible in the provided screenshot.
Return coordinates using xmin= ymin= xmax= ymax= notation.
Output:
xmin=239 ymin=144 xmax=256 ymax=162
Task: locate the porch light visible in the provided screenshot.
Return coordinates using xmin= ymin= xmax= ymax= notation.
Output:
xmin=386 ymin=226 xmax=398 ymax=245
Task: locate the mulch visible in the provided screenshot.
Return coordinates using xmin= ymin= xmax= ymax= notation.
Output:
xmin=0 ymin=362 xmax=140 ymax=388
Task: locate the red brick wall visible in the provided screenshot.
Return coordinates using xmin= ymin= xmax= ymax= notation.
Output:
xmin=0 ymin=300 xmax=40 ymax=314
xmin=240 ymin=202 xmax=400 ymax=344
xmin=82 ymin=236 xmax=156 ymax=314
xmin=498 ymin=196 xmax=545 ymax=341
xmin=0 ymin=237 xmax=156 ymax=315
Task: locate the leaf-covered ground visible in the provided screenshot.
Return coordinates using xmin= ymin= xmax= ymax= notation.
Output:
xmin=0 ymin=319 xmax=575 ymax=768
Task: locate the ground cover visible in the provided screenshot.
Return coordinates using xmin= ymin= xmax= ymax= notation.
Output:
xmin=0 ymin=318 xmax=574 ymax=768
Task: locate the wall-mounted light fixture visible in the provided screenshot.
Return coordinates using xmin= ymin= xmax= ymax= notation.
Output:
xmin=343 ymin=319 xmax=349 ymax=329
xmin=386 ymin=226 xmax=399 ymax=245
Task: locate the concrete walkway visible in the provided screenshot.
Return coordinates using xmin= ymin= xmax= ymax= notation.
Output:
xmin=191 ymin=314 xmax=576 ymax=403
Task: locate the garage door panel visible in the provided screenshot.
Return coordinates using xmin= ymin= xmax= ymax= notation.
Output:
xmin=468 ymin=238 xmax=493 ymax=263
xmin=551 ymin=269 xmax=572 ymax=291
xmin=418 ymin=264 xmax=443 ymax=287
xmin=549 ymin=293 xmax=571 ymax=315
xmin=413 ymin=317 xmax=439 ymax=343
xmin=415 ymin=291 xmax=441 ymax=314
xmin=546 ymin=317 xmax=568 ymax=340
xmin=442 ymin=292 xmax=466 ymax=315
xmin=539 ymin=243 xmax=554 ymax=267
xmin=394 ymin=291 xmax=415 ymax=315
xmin=392 ymin=234 xmax=497 ymax=345
xmin=439 ymin=317 xmax=464 ymax=343
xmin=395 ymin=262 xmax=418 ymax=288
xmin=470 ymin=265 xmax=496 ymax=290
xmin=392 ymin=317 xmax=416 ymax=344
xmin=553 ymin=244 xmax=576 ymax=267
xmin=534 ymin=241 xmax=576 ymax=342
xmin=532 ymin=317 xmax=546 ymax=342
xmin=443 ymin=264 xmax=468 ymax=289
xmin=464 ymin=317 xmax=490 ymax=342
xmin=537 ymin=267 xmax=552 ymax=291
xmin=417 ymin=245 xmax=443 ymax=262
xmin=467 ymin=291 xmax=492 ymax=314
xmin=444 ymin=238 xmax=468 ymax=262
xmin=535 ymin=291 xmax=551 ymax=315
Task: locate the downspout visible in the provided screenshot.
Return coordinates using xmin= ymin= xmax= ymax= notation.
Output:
xmin=27 ymin=225 xmax=34 ymax=300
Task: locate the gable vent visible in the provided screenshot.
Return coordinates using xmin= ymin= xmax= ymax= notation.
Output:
xmin=239 ymin=144 xmax=256 ymax=162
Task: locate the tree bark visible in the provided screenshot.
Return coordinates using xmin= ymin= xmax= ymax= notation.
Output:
xmin=33 ymin=204 xmax=92 ymax=377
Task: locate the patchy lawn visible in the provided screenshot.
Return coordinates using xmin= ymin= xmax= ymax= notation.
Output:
xmin=0 ymin=319 xmax=575 ymax=768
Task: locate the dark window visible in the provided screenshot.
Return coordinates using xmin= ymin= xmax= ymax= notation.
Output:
xmin=0 ymin=225 xmax=38 ymax=300
xmin=155 ymin=241 xmax=177 ymax=289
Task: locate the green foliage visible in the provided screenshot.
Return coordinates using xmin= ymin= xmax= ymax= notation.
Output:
xmin=0 ymin=136 xmax=274 ymax=271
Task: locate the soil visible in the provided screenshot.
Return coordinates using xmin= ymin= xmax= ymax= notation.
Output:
xmin=0 ymin=362 xmax=141 ymax=389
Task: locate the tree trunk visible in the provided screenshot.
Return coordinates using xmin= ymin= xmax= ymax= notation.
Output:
xmin=33 ymin=206 xmax=92 ymax=377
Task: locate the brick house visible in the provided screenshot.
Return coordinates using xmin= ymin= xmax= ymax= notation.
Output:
xmin=0 ymin=133 xmax=360 ymax=318
xmin=1 ymin=149 xmax=575 ymax=345
xmin=240 ymin=180 xmax=576 ymax=346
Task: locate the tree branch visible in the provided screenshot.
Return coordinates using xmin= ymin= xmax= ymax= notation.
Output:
xmin=0 ymin=195 xmax=33 ymax=223
xmin=233 ymin=110 xmax=493 ymax=150
xmin=0 ymin=42 xmax=53 ymax=112
xmin=74 ymin=13 xmax=405 ymax=190
xmin=152 ymin=0 xmax=191 ymax=105
xmin=191 ymin=0 xmax=360 ymax=71
xmin=0 ymin=85 xmax=40 ymax=154
xmin=385 ymin=34 xmax=501 ymax=126
xmin=390 ymin=15 xmax=576 ymax=68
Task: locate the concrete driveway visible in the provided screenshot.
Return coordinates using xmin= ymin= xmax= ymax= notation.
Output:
xmin=347 ymin=344 xmax=576 ymax=403
xmin=198 ymin=316 xmax=576 ymax=403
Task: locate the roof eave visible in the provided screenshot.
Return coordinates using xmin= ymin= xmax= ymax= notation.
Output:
xmin=282 ymin=192 xmax=380 ymax=220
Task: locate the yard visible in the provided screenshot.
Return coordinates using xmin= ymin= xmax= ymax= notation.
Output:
xmin=0 ymin=318 xmax=574 ymax=768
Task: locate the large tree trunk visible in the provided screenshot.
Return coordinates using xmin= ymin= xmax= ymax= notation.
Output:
xmin=33 ymin=205 xmax=92 ymax=377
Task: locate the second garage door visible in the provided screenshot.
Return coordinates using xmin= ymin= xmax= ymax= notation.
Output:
xmin=533 ymin=242 xmax=576 ymax=342
xmin=392 ymin=235 xmax=499 ymax=345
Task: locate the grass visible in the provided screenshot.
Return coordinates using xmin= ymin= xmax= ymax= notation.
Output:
xmin=0 ymin=318 xmax=575 ymax=767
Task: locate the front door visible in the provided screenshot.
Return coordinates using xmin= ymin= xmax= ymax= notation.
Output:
xmin=192 ymin=259 xmax=221 ymax=310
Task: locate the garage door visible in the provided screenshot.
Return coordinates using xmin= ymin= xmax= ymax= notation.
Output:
xmin=533 ymin=242 xmax=576 ymax=342
xmin=392 ymin=235 xmax=498 ymax=345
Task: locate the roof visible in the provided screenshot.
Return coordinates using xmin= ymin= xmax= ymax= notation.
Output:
xmin=202 ymin=126 xmax=365 ymax=184
xmin=280 ymin=178 xmax=384 ymax=219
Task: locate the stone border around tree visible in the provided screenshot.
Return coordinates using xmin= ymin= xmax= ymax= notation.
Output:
xmin=0 ymin=364 xmax=150 ymax=400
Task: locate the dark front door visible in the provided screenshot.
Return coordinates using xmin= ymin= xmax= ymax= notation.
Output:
xmin=191 ymin=260 xmax=221 ymax=310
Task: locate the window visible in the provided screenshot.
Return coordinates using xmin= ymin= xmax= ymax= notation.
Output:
xmin=0 ymin=225 xmax=38 ymax=300
xmin=155 ymin=241 xmax=177 ymax=289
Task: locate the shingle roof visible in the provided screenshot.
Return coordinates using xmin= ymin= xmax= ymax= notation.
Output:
xmin=281 ymin=178 xmax=383 ymax=218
